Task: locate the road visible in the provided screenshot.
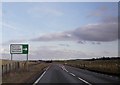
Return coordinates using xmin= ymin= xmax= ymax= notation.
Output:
xmin=33 ymin=64 xmax=120 ymax=85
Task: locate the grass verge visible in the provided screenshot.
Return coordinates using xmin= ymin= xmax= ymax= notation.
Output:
xmin=64 ymin=59 xmax=120 ymax=76
xmin=2 ymin=63 xmax=49 ymax=84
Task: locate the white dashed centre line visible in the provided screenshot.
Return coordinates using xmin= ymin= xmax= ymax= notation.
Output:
xmin=61 ymin=65 xmax=92 ymax=85
xmin=70 ymin=73 xmax=76 ymax=77
xmin=78 ymin=77 xmax=92 ymax=85
xmin=66 ymin=70 xmax=69 ymax=72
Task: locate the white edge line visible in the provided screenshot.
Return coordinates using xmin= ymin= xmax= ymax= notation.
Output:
xmin=33 ymin=71 xmax=46 ymax=85
xmin=46 ymin=66 xmax=49 ymax=71
xmin=33 ymin=67 xmax=49 ymax=85
xmin=78 ymin=77 xmax=92 ymax=85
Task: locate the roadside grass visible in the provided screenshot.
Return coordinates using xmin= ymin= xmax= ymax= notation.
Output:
xmin=65 ymin=59 xmax=120 ymax=76
xmin=2 ymin=59 xmax=37 ymax=65
xmin=0 ymin=60 xmax=2 ymax=65
xmin=1 ymin=60 xmax=41 ymax=73
xmin=2 ymin=62 xmax=49 ymax=83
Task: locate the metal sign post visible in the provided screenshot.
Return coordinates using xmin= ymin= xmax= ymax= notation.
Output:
xmin=10 ymin=44 xmax=29 ymax=71
xmin=11 ymin=54 xmax=13 ymax=60
xmin=27 ymin=54 xmax=28 ymax=71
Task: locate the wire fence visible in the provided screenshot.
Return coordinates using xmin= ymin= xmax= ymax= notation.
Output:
xmin=2 ymin=62 xmax=27 ymax=76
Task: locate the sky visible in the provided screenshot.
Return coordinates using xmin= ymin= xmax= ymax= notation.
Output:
xmin=1 ymin=2 xmax=119 ymax=60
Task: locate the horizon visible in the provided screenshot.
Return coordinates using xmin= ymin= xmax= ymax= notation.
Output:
xmin=1 ymin=56 xmax=119 ymax=61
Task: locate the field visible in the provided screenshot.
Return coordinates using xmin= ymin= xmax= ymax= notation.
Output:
xmin=63 ymin=59 xmax=120 ymax=76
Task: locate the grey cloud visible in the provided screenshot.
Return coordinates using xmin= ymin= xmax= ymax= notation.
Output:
xmin=102 ymin=16 xmax=118 ymax=23
xmin=87 ymin=6 xmax=117 ymax=18
xmin=103 ymin=51 xmax=110 ymax=54
xmin=31 ymin=31 xmax=76 ymax=41
xmin=73 ymin=22 xmax=118 ymax=42
xmin=28 ymin=6 xmax=64 ymax=18
xmin=31 ymin=47 xmax=89 ymax=60
xmin=2 ymin=39 xmax=28 ymax=46
xmin=1 ymin=49 xmax=88 ymax=60
xmin=59 ymin=44 xmax=70 ymax=47
xmin=77 ymin=41 xmax=85 ymax=44
xmin=31 ymin=16 xmax=118 ymax=42
xmin=96 ymin=42 xmax=101 ymax=45
xmin=91 ymin=42 xmax=101 ymax=45
xmin=87 ymin=6 xmax=107 ymax=17
xmin=3 ymin=16 xmax=117 ymax=45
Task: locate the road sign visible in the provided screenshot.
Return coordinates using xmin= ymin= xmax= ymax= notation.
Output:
xmin=10 ymin=44 xmax=29 ymax=71
xmin=10 ymin=44 xmax=28 ymax=54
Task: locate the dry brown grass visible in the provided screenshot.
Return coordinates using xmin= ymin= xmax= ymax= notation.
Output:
xmin=65 ymin=59 xmax=120 ymax=75
xmin=2 ymin=63 xmax=49 ymax=83
xmin=2 ymin=60 xmax=36 ymax=65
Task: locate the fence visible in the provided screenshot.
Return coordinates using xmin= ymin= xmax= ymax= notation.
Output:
xmin=2 ymin=62 xmax=27 ymax=76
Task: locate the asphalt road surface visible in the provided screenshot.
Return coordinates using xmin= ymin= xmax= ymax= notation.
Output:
xmin=33 ymin=64 xmax=120 ymax=85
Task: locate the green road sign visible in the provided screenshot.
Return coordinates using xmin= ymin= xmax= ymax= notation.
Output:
xmin=10 ymin=44 xmax=28 ymax=54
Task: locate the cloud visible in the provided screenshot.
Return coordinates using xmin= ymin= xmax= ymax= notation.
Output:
xmin=2 ymin=39 xmax=28 ymax=46
xmin=73 ymin=22 xmax=118 ymax=42
xmin=28 ymin=6 xmax=63 ymax=17
xmin=58 ymin=44 xmax=70 ymax=47
xmin=91 ymin=42 xmax=101 ymax=45
xmin=0 ymin=3 xmax=2 ymax=18
xmin=30 ymin=46 xmax=89 ymax=60
xmin=2 ymin=22 xmax=17 ymax=30
xmin=77 ymin=41 xmax=85 ymax=44
xmin=31 ymin=16 xmax=118 ymax=42
xmin=0 ymin=47 xmax=9 ymax=54
xmin=0 ymin=10 xmax=2 ymax=18
xmin=103 ymin=51 xmax=110 ymax=54
xmin=0 ymin=48 xmax=4 ymax=54
xmin=31 ymin=31 xmax=76 ymax=41
xmin=3 ymin=16 xmax=118 ymax=46
xmin=87 ymin=6 xmax=116 ymax=17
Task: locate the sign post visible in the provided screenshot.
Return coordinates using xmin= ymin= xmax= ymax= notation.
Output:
xmin=10 ymin=44 xmax=29 ymax=71
xmin=11 ymin=54 xmax=13 ymax=60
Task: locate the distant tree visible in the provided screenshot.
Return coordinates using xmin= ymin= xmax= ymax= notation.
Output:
xmin=92 ymin=58 xmax=95 ymax=61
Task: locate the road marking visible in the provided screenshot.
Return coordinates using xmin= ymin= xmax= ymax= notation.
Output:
xmin=70 ymin=73 xmax=76 ymax=77
xmin=60 ymin=65 xmax=92 ymax=85
xmin=61 ymin=65 xmax=66 ymax=70
xmin=33 ymin=66 xmax=49 ymax=85
xmin=78 ymin=77 xmax=92 ymax=85
xmin=60 ymin=65 xmax=69 ymax=73
xmin=46 ymin=66 xmax=49 ymax=71
xmin=63 ymin=67 xmax=68 ymax=72
xmin=65 ymin=69 xmax=69 ymax=72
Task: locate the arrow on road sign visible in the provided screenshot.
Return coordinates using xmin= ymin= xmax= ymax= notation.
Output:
xmin=23 ymin=48 xmax=27 ymax=51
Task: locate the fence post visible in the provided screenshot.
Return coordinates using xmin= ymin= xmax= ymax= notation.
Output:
xmin=13 ymin=62 xmax=15 ymax=70
xmin=11 ymin=63 xmax=13 ymax=71
xmin=2 ymin=65 xmax=3 ymax=75
xmin=17 ymin=62 xmax=19 ymax=69
xmin=15 ymin=62 xmax=17 ymax=70
xmin=6 ymin=64 xmax=7 ymax=74
xmin=9 ymin=64 xmax=10 ymax=72
xmin=14 ymin=62 xmax=16 ymax=71
xmin=14 ymin=62 xmax=15 ymax=70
